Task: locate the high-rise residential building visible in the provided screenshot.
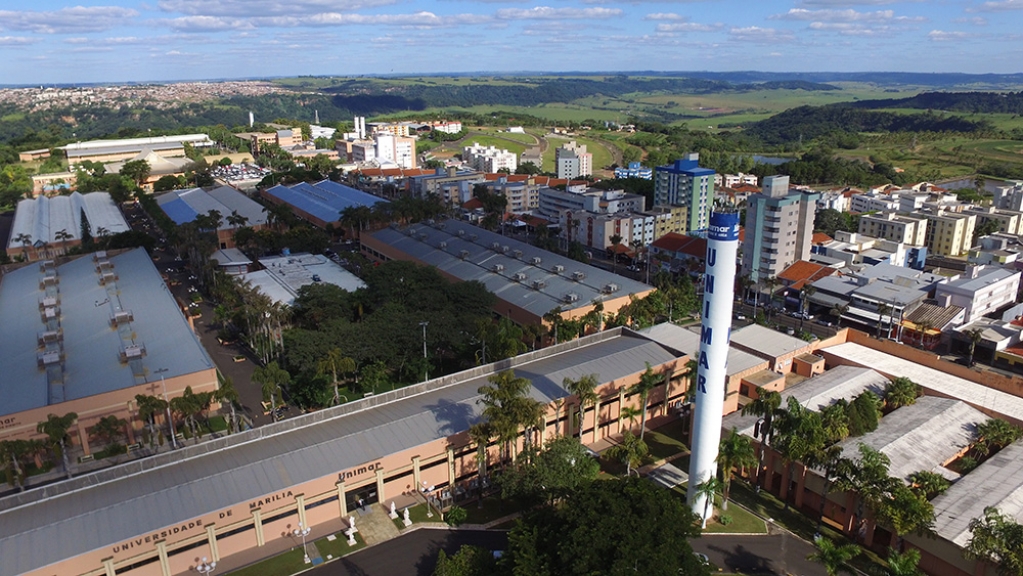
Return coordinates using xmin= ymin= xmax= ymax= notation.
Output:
xmin=924 ymin=209 xmax=977 ymax=257
xmin=741 ymin=175 xmax=820 ymax=283
xmin=555 ymin=141 xmax=592 ymax=179
xmin=653 ymin=153 xmax=716 ymax=233
xmin=463 ymin=142 xmax=518 ymax=173
xmin=858 ymin=212 xmax=929 ymax=246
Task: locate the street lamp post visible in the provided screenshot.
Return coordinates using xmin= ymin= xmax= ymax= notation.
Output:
xmin=155 ymin=368 xmax=178 ymax=449
xmin=293 ymin=522 xmax=312 ymax=564
xmin=419 ymin=321 xmax=429 ymax=381
xmin=195 ymin=557 xmax=216 ymax=575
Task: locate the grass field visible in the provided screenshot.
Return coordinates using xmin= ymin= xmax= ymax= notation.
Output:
xmin=459 ymin=134 xmax=529 ymax=156
xmin=542 ymin=133 xmax=617 ymax=172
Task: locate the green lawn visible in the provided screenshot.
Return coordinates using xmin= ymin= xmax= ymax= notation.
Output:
xmin=459 ymin=134 xmax=529 ymax=156
xmin=314 ymin=532 xmax=365 ymax=560
xmin=227 ymin=548 xmax=307 ymax=576
xmin=392 ymin=503 xmax=436 ymax=529
xmin=643 ymin=419 xmax=691 ymax=460
xmin=462 ymin=496 xmax=523 ymax=525
xmin=672 ymin=486 xmax=767 ymax=534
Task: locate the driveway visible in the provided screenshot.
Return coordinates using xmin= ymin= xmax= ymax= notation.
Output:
xmin=309 ymin=528 xmax=508 ymax=576
xmin=694 ymin=533 xmax=826 ymax=576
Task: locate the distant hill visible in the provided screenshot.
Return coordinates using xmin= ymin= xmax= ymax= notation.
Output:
xmin=845 ymin=91 xmax=1023 ymax=114
xmin=737 ymin=80 xmax=839 ymax=91
xmin=640 ymin=71 xmax=1023 ymax=88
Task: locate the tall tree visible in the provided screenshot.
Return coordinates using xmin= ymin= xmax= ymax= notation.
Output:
xmin=717 ymin=428 xmax=756 ymax=511
xmin=882 ymin=547 xmax=923 ymax=576
xmin=884 ymin=377 xmax=920 ymax=412
xmin=773 ymin=397 xmax=828 ymax=510
xmin=563 ymin=374 xmax=599 ymax=443
xmin=965 ymin=328 xmax=985 ymax=366
xmin=477 ymin=370 xmax=538 ymax=462
xmin=37 ymin=412 xmax=78 ymax=479
xmin=966 ymin=506 xmax=1023 ymax=576
xmin=608 ymin=233 xmax=623 ymax=274
xmin=628 ymin=363 xmax=662 ymax=441
xmin=606 ymin=430 xmax=648 ymax=477
xmin=318 ymin=347 xmax=356 ymax=406
xmin=741 ymin=387 xmax=783 ymax=491
xmin=216 ymin=376 xmax=241 ymax=433
xmin=806 ymin=535 xmax=860 ymax=576
xmin=253 ymin=361 xmax=290 ymax=421
xmin=695 ymin=476 xmax=723 ymax=528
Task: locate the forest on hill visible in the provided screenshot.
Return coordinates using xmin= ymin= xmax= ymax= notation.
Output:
xmin=847 ymin=91 xmax=1023 ymax=115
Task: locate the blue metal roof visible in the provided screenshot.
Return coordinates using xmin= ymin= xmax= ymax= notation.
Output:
xmin=159 ymin=197 xmax=199 ymax=225
xmin=263 ymin=180 xmax=387 ymax=224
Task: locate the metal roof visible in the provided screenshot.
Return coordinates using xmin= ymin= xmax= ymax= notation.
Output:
xmin=722 ymin=365 xmax=889 ymax=437
xmin=638 ymin=323 xmax=766 ymax=376
xmin=155 ymin=187 xmax=267 ymax=229
xmin=242 ymin=253 xmax=366 ymax=305
xmin=0 ymin=249 xmax=215 ymax=417
xmin=0 ymin=329 xmax=677 ymax=576
xmin=367 ymin=220 xmax=652 ymax=316
xmin=729 ymin=324 xmax=812 ymax=359
xmin=7 ymin=192 xmax=130 ymax=250
xmin=838 ymin=397 xmax=985 ymax=482
xmin=931 ymin=441 xmax=1023 ymax=547
xmin=821 ymin=342 xmax=1023 ymax=422
xmin=263 ymin=179 xmax=387 ymax=224
xmin=938 ymin=267 xmax=1020 ymax=294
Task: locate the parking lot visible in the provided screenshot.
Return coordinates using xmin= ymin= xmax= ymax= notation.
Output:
xmin=210 ymin=162 xmax=271 ymax=183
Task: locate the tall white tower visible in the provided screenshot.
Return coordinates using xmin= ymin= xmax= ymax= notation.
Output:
xmin=687 ymin=210 xmax=740 ymax=526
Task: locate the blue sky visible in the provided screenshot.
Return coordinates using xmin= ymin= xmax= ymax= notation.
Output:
xmin=0 ymin=0 xmax=1021 ymax=84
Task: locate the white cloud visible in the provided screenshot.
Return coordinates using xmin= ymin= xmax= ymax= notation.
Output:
xmin=774 ymin=8 xmax=905 ymax=22
xmin=0 ymin=36 xmax=35 ymax=45
xmin=928 ymin=30 xmax=970 ymax=41
xmin=656 ymin=22 xmax=722 ymax=32
xmin=969 ymin=0 xmax=1023 ymax=11
xmin=495 ymin=6 xmax=622 ymax=20
xmin=167 ymin=11 xmax=491 ymax=31
xmin=953 ymin=16 xmax=988 ymax=25
xmin=0 ymin=6 xmax=138 ymax=34
xmin=157 ymin=0 xmax=398 ymax=17
xmin=644 ymin=13 xmax=687 ymax=20
xmin=729 ymin=26 xmax=795 ymax=43
xmin=798 ymin=0 xmax=908 ymax=5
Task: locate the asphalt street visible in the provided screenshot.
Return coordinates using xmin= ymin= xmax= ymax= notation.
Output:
xmin=305 ymin=528 xmax=826 ymax=576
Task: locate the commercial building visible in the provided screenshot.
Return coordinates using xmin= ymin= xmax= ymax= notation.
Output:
xmin=934 ymin=265 xmax=1021 ymax=324
xmin=924 ymin=209 xmax=977 ymax=257
xmin=241 ymin=253 xmax=366 ymax=306
xmin=741 ymin=175 xmax=819 ymax=283
xmin=537 ymin=184 xmax=645 ymax=220
xmin=105 ymin=149 xmax=193 ymax=192
xmin=812 ymin=230 xmax=924 ymax=269
xmin=156 ymin=186 xmax=268 ymax=249
xmin=6 ymin=192 xmax=130 ymax=261
xmin=654 ymin=154 xmax=716 ymax=233
xmin=361 ymin=220 xmax=652 ymax=326
xmin=857 ymin=212 xmax=928 ymax=246
xmin=0 ymin=328 xmax=690 ymax=576
xmin=0 ymin=248 xmax=217 ymax=448
xmin=614 ymin=162 xmax=652 ymax=180
xmin=262 ymin=180 xmax=387 ymax=228
xmin=30 ymin=171 xmax=77 ymax=196
xmin=61 ymin=134 xmax=213 ymax=166
xmin=554 ymin=141 xmax=592 ymax=179
xmin=463 ymin=143 xmax=517 ymax=173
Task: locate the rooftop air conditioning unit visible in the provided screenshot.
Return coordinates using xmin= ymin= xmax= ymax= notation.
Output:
xmin=512 ymin=250 xmax=523 ymax=259
xmin=572 ymin=271 xmax=586 ymax=281
xmin=531 ymin=257 xmax=542 ymax=266
xmin=493 ymin=264 xmax=505 ymax=273
xmin=469 ymin=233 xmax=478 ymax=242
xmin=491 ymin=242 xmax=502 ymax=251
xmin=458 ymin=230 xmax=466 ymax=237
xmin=563 ymin=293 xmax=580 ymax=303
xmin=407 ymin=227 xmax=417 ymax=236
xmin=439 ymin=241 xmax=448 ymax=250
xmin=604 ymin=283 xmax=619 ymax=294
xmin=532 ymin=280 xmax=546 ymax=290
xmin=513 ymin=272 xmax=528 ymax=282
xmin=436 ymin=222 xmax=446 ymax=230
xmin=459 ymin=250 xmax=470 ymax=259
xmin=502 ymin=246 xmax=510 ymax=253
xmin=552 ymin=264 xmax=565 ymax=274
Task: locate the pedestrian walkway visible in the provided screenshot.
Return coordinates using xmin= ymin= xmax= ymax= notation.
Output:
xmin=356 ymin=503 xmax=402 ymax=546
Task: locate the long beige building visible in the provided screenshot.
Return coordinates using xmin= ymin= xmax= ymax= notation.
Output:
xmin=857 ymin=212 xmax=928 ymax=246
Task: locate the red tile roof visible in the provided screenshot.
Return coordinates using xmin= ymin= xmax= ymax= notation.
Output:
xmin=811 ymin=232 xmax=833 ymax=245
xmin=778 ymin=260 xmax=838 ymax=289
xmin=732 ymin=184 xmax=761 ymax=194
xmin=462 ymin=198 xmax=483 ymax=210
xmin=650 ymin=233 xmax=706 ymax=259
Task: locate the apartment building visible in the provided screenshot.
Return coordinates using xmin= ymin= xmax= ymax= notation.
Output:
xmin=643 ymin=205 xmax=688 ymax=241
xmin=555 ymin=141 xmax=593 ymax=179
xmin=481 ymin=175 xmax=541 ymax=213
xmin=816 ymin=191 xmax=849 ymax=212
xmin=653 ymin=153 xmax=715 ymax=233
xmin=614 ymin=161 xmax=653 ymax=180
xmin=858 ymin=212 xmax=928 ymax=246
xmin=538 ymin=184 xmax=645 ymax=220
xmin=924 ymin=209 xmax=977 ymax=257
xmin=935 ymin=266 xmax=1022 ymax=324
xmin=463 ymin=142 xmax=517 ymax=173
xmin=964 ymin=206 xmax=1023 ymax=236
xmin=849 ymin=191 xmax=900 ymax=213
xmin=741 ymin=175 xmax=819 ymax=283
xmin=408 ymin=167 xmax=485 ymax=206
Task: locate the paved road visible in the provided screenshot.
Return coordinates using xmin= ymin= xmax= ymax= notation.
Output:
xmin=695 ymin=533 xmax=826 ymax=576
xmin=310 ymin=529 xmax=508 ymax=576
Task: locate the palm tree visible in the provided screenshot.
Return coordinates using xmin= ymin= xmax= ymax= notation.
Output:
xmin=799 ymin=285 xmax=816 ymax=332
xmin=468 ymin=421 xmax=494 ymax=496
xmin=807 ymin=535 xmax=860 ymax=576
xmin=884 ymin=377 xmax=920 ymax=411
xmin=564 ymin=374 xmax=599 ymax=442
xmin=0 ymin=440 xmax=32 ymax=490
xmin=619 ymin=406 xmax=642 ymax=433
xmin=226 ymin=210 xmax=248 ymax=228
xmin=977 ymin=418 xmax=1023 ymax=452
xmin=90 ymin=415 xmax=127 ymax=450
xmin=875 ymin=302 xmax=891 ymax=339
xmin=53 ymin=228 xmax=73 ymax=256
xmin=830 ymin=303 xmax=849 ymax=326
xmin=741 ymin=387 xmax=782 ymax=491
xmin=695 ymin=476 xmax=723 ymax=528
xmin=908 ymin=470 xmax=951 ymax=500
xmin=717 ymin=428 xmax=756 ymax=511
xmin=318 ymin=348 xmax=356 ymax=406
xmin=609 ymin=233 xmax=623 ymax=274
xmin=216 ymin=375 xmax=241 ymax=433
xmin=135 ymin=394 xmax=168 ymax=445
xmin=964 ymin=327 xmax=985 ymax=366
xmin=915 ymin=320 xmax=934 ymax=348
xmin=882 ymin=547 xmax=923 ymax=576
xmin=773 ymin=397 xmax=828 ymax=510
xmin=606 ymin=430 xmax=648 ymax=477
xmin=543 ymin=306 xmax=565 ymax=345
xmin=477 ymin=370 xmax=537 ymax=463
xmin=37 ymin=412 xmax=78 ymax=479
xmin=253 ymin=361 xmax=290 ymax=421
xmin=13 ymin=232 xmax=31 ymax=260
xmin=628 ymin=363 xmax=662 ymax=441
